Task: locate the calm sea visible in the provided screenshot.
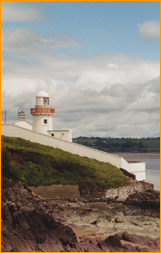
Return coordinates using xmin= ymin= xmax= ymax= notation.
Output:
xmin=117 ymin=153 xmax=160 ymax=191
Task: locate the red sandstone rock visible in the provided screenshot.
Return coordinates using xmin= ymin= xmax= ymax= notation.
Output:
xmin=1 ymin=180 xmax=160 ymax=252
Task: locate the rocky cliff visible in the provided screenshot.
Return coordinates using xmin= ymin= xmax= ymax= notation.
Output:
xmin=1 ymin=178 xmax=160 ymax=252
xmin=1 ymin=179 xmax=78 ymax=252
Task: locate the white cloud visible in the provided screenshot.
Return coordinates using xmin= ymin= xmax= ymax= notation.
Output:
xmin=1 ymin=25 xmax=160 ymax=138
xmin=1 ymin=2 xmax=43 ymax=23
xmin=1 ymin=28 xmax=82 ymax=57
xmin=139 ymin=21 xmax=160 ymax=40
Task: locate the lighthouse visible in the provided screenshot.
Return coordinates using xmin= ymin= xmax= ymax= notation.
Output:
xmin=30 ymin=89 xmax=55 ymax=135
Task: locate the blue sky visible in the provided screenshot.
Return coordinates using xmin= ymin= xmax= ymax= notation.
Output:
xmin=2 ymin=1 xmax=159 ymax=59
xmin=42 ymin=1 xmax=160 ymax=59
xmin=1 ymin=1 xmax=160 ymax=137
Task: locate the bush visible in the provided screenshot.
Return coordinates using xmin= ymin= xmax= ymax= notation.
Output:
xmin=1 ymin=147 xmax=19 ymax=182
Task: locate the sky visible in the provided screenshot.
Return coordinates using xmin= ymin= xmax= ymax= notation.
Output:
xmin=1 ymin=1 xmax=160 ymax=138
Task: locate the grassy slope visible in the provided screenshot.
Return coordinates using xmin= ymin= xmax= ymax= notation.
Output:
xmin=1 ymin=136 xmax=128 ymax=194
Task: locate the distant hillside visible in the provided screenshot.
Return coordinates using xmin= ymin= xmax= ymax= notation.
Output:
xmin=73 ymin=137 xmax=160 ymax=153
xmin=1 ymin=136 xmax=128 ymax=196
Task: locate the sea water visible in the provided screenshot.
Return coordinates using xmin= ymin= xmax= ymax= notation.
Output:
xmin=125 ymin=154 xmax=160 ymax=191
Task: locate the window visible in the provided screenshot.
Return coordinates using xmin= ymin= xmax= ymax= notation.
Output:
xmin=44 ymin=97 xmax=49 ymax=105
xmin=44 ymin=119 xmax=47 ymax=124
xmin=51 ymin=133 xmax=54 ymax=136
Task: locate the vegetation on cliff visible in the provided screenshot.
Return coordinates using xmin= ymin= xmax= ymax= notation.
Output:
xmin=1 ymin=136 xmax=128 ymax=194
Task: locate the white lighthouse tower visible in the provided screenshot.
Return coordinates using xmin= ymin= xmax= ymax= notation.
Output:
xmin=30 ymin=89 xmax=55 ymax=135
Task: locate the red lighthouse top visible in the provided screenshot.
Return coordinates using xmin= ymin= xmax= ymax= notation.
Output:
xmin=30 ymin=89 xmax=55 ymax=116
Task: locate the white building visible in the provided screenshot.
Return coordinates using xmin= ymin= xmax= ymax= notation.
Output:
xmin=14 ymin=89 xmax=72 ymax=142
xmin=2 ymin=89 xmax=146 ymax=181
xmin=30 ymin=89 xmax=55 ymax=135
xmin=14 ymin=111 xmax=32 ymax=130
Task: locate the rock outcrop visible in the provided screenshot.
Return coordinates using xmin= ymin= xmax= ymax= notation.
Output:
xmin=1 ymin=180 xmax=77 ymax=252
xmin=125 ymin=189 xmax=160 ymax=208
xmin=1 ymin=179 xmax=160 ymax=252
xmin=98 ymin=232 xmax=160 ymax=252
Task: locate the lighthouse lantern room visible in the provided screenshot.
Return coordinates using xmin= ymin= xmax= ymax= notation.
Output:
xmin=30 ymin=89 xmax=55 ymax=135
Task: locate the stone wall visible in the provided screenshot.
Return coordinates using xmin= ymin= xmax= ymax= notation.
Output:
xmin=28 ymin=182 xmax=154 ymax=201
xmin=28 ymin=184 xmax=80 ymax=199
xmin=105 ymin=181 xmax=154 ymax=201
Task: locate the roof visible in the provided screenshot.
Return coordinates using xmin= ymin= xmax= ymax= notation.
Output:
xmin=36 ymin=89 xmax=50 ymax=98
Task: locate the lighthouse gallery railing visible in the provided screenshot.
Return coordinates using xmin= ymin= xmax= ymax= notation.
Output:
xmin=30 ymin=108 xmax=55 ymax=114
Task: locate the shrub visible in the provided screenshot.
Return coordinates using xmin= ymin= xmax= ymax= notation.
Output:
xmin=1 ymin=147 xmax=19 ymax=182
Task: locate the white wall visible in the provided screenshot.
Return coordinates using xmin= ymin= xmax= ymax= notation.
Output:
xmin=1 ymin=124 xmax=146 ymax=181
xmin=120 ymin=158 xmax=146 ymax=181
xmin=48 ymin=130 xmax=72 ymax=142
xmin=33 ymin=115 xmax=53 ymax=134
xmin=14 ymin=121 xmax=32 ymax=130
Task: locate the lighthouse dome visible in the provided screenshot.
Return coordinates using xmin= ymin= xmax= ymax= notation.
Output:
xmin=36 ymin=89 xmax=50 ymax=98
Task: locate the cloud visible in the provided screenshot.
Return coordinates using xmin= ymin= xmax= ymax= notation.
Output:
xmin=1 ymin=2 xmax=43 ymax=23
xmin=1 ymin=28 xmax=82 ymax=58
xmin=138 ymin=21 xmax=160 ymax=40
xmin=1 ymin=25 xmax=160 ymax=138
xmin=53 ymin=73 xmax=160 ymax=137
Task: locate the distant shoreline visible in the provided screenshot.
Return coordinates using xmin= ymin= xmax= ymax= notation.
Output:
xmin=115 ymin=153 xmax=160 ymax=159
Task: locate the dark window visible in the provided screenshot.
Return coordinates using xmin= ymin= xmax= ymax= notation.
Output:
xmin=51 ymin=133 xmax=54 ymax=136
xmin=44 ymin=119 xmax=47 ymax=124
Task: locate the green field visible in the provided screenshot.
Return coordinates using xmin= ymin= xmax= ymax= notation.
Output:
xmin=73 ymin=137 xmax=160 ymax=153
xmin=1 ymin=136 xmax=128 ymax=195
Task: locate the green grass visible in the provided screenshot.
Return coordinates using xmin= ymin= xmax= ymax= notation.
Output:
xmin=1 ymin=136 xmax=128 ymax=194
